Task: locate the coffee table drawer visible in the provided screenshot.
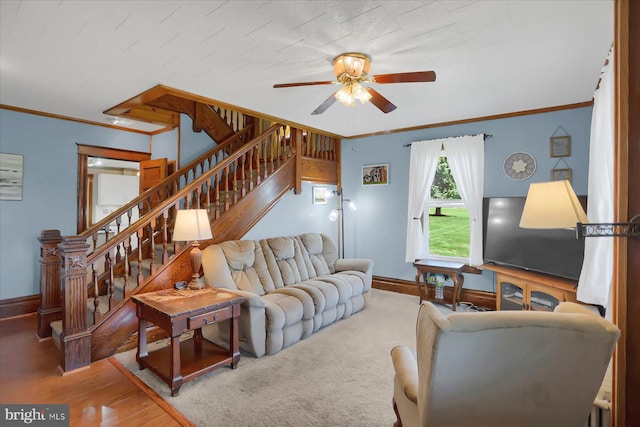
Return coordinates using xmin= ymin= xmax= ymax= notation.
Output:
xmin=188 ymin=306 xmax=232 ymax=329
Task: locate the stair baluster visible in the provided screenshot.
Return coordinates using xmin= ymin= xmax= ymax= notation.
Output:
xmin=107 ymin=252 xmax=115 ymax=310
xmin=92 ymin=264 xmax=100 ymax=324
xmin=136 ymin=229 xmax=144 ymax=287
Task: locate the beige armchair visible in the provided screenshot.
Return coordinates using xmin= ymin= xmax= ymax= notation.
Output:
xmin=391 ymin=302 xmax=620 ymax=427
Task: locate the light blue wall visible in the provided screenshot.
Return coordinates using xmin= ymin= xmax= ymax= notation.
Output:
xmin=244 ymin=182 xmax=339 ymax=244
xmin=0 ymin=109 xmax=150 ymax=300
xmin=338 ymin=107 xmax=592 ymax=293
xmin=151 ymin=128 xmax=178 ymax=162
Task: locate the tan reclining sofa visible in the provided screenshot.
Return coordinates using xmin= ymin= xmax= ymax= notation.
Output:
xmin=201 ymin=233 xmax=374 ymax=357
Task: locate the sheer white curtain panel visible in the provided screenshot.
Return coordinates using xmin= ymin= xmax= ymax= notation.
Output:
xmin=444 ymin=134 xmax=485 ymax=266
xmin=578 ymin=49 xmax=614 ymax=309
xmin=405 ymin=141 xmax=441 ymax=262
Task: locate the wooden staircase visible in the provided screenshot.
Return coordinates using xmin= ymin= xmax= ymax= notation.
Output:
xmin=37 ymin=89 xmax=340 ymax=373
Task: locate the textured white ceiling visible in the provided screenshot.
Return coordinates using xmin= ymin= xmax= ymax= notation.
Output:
xmin=0 ymin=1 xmax=613 ymax=137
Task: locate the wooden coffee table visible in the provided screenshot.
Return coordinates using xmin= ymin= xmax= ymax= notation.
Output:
xmin=133 ymin=287 xmax=244 ymax=396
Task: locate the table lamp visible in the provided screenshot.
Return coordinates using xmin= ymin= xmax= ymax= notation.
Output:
xmin=172 ymin=209 xmax=212 ymax=289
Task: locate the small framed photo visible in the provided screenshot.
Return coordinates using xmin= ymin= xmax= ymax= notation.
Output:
xmin=362 ymin=164 xmax=389 ymax=186
xmin=551 ymin=168 xmax=572 ymax=183
xmin=550 ymin=136 xmax=571 ymax=157
xmin=312 ymin=186 xmax=328 ymax=204
xmin=0 ymin=153 xmax=24 ymax=201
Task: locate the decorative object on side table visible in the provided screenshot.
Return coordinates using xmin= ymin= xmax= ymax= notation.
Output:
xmin=503 ymin=152 xmax=536 ymax=180
xmin=172 ymin=209 xmax=212 ymax=290
xmin=426 ymin=273 xmax=446 ymax=300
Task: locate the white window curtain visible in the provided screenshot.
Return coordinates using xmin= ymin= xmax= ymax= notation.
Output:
xmin=578 ymin=49 xmax=614 ymax=309
xmin=405 ymin=141 xmax=441 ymax=262
xmin=405 ymin=134 xmax=485 ymax=264
xmin=444 ymin=134 xmax=485 ymax=266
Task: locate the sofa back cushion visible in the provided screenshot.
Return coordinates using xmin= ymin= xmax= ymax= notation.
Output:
xmin=217 ymin=239 xmax=275 ymax=295
xmin=298 ymin=233 xmax=338 ymax=277
xmin=261 ymin=236 xmax=310 ymax=287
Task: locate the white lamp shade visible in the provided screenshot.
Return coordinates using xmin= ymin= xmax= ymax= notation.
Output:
xmin=172 ymin=209 xmax=213 ymax=241
xmin=520 ymin=180 xmax=589 ymax=229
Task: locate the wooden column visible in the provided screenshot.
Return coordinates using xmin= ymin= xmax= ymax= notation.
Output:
xmin=59 ymin=235 xmax=91 ymax=373
xmin=37 ymin=230 xmax=63 ymax=338
xmin=615 ymin=1 xmax=640 ymax=426
xmin=292 ymin=127 xmax=303 ymax=194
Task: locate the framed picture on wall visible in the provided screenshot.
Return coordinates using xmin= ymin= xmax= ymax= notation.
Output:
xmin=312 ymin=186 xmax=329 ymax=204
xmin=550 ymin=136 xmax=571 ymax=157
xmin=551 ymin=168 xmax=572 ymax=183
xmin=0 ymin=153 xmax=24 ymax=201
xmin=362 ymin=164 xmax=389 ymax=186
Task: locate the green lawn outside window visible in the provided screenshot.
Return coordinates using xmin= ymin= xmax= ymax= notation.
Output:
xmin=428 ymin=207 xmax=470 ymax=258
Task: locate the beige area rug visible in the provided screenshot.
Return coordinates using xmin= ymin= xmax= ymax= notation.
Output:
xmin=115 ymin=289 xmax=456 ymax=427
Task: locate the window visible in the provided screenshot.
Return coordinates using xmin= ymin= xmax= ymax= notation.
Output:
xmin=406 ymin=134 xmax=484 ymax=266
xmin=426 ymin=157 xmax=470 ymax=261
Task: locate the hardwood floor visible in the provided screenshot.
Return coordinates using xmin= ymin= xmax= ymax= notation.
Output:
xmin=0 ymin=313 xmax=194 ymax=426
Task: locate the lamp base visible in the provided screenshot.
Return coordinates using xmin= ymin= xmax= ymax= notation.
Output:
xmin=188 ymin=242 xmax=205 ymax=290
xmin=188 ymin=277 xmax=205 ymax=290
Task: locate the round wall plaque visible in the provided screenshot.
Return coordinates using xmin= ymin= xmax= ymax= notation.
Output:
xmin=503 ymin=152 xmax=536 ymax=180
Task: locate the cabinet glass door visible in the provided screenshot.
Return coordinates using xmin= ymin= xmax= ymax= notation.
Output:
xmin=529 ymin=290 xmax=560 ymax=312
xmin=500 ymin=282 xmax=524 ymax=310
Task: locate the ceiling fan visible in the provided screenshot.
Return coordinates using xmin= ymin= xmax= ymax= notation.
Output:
xmin=273 ymin=52 xmax=436 ymax=115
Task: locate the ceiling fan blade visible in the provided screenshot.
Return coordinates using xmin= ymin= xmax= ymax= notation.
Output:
xmin=366 ymin=88 xmax=397 ymax=113
xmin=372 ymin=71 xmax=436 ymax=84
xmin=273 ymin=81 xmax=335 ymax=88
xmin=311 ymin=93 xmax=338 ymax=115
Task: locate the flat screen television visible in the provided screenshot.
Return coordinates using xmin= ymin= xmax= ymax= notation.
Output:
xmin=482 ymin=196 xmax=587 ymax=281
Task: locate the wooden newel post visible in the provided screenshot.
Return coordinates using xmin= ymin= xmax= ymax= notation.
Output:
xmin=37 ymin=230 xmax=63 ymax=339
xmin=59 ymin=235 xmax=91 ymax=373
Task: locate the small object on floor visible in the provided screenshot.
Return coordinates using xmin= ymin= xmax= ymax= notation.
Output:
xmin=459 ymin=301 xmax=490 ymax=312
xmin=174 ymin=281 xmax=188 ymax=290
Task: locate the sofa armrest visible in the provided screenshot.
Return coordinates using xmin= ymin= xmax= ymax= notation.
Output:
xmin=391 ymin=346 xmax=418 ymax=404
xmin=335 ymin=258 xmax=374 ymax=274
xmin=216 ymin=288 xmax=267 ymax=309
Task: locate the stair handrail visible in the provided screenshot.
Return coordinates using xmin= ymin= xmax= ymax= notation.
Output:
xmin=80 ymin=124 xmax=254 ymax=249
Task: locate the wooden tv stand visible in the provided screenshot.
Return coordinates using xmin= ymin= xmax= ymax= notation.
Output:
xmin=482 ymin=264 xmax=578 ymax=312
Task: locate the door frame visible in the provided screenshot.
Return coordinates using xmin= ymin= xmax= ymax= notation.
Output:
xmin=77 ymin=144 xmax=151 ymax=233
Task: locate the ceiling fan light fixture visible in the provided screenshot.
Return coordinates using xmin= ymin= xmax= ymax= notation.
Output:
xmin=353 ymin=83 xmax=372 ymax=104
xmin=333 ymin=53 xmax=371 ymax=82
xmin=335 ymin=85 xmax=356 ymax=106
xmin=335 ymin=82 xmax=371 ymax=107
